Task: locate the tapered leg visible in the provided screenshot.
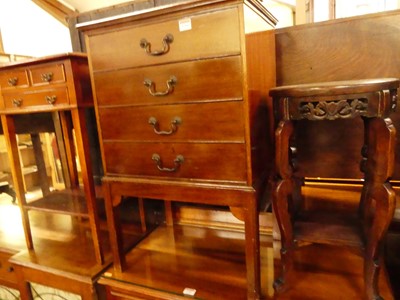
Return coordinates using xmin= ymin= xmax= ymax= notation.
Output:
xmin=103 ymin=182 xmax=126 ymax=272
xmin=1 ymin=115 xmax=33 ymax=249
xmin=244 ymin=196 xmax=260 ymax=299
xmin=71 ymin=108 xmax=103 ymax=264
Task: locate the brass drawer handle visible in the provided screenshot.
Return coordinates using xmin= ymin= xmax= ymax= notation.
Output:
xmin=148 ymin=116 xmax=181 ymax=135
xmin=144 ymin=76 xmax=177 ymax=97
xmin=12 ymin=98 xmax=22 ymax=107
xmin=45 ymin=95 xmax=57 ymax=104
xmin=41 ymin=72 xmax=53 ymax=82
xmin=140 ymin=34 xmax=174 ymax=56
xmin=8 ymin=77 xmax=18 ymax=86
xmin=152 ymin=153 xmax=184 ymax=172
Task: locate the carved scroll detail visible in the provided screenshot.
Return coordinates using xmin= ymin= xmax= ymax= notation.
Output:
xmin=299 ymin=98 xmax=368 ymax=120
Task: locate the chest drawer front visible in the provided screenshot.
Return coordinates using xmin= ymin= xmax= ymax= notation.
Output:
xmin=0 ymin=69 xmax=29 ymax=89
xmin=99 ymin=101 xmax=245 ymax=142
xmin=102 ymin=142 xmax=247 ymax=182
xmin=3 ymin=87 xmax=69 ymax=111
xmin=0 ymin=251 xmax=17 ymax=284
xmin=94 ymin=56 xmax=243 ymax=106
xmin=88 ymin=8 xmax=241 ymax=71
xmin=29 ymin=63 xmax=66 ymax=86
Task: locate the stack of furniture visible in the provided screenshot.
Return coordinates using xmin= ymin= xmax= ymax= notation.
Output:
xmin=78 ymin=0 xmax=277 ymax=298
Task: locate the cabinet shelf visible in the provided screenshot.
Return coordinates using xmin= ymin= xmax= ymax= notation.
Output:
xmin=294 ymin=211 xmax=364 ymax=248
xmin=24 ymin=188 xmax=91 ymax=217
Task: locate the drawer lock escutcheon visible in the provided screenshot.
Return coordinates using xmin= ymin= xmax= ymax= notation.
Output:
xmin=8 ymin=77 xmax=18 ymax=86
xmin=148 ymin=116 xmax=181 ymax=135
xmin=152 ymin=153 xmax=184 ymax=172
xmin=144 ymin=76 xmax=177 ymax=97
xmin=140 ymin=34 xmax=174 ymax=56
xmin=45 ymin=95 xmax=57 ymax=104
xmin=12 ymin=98 xmax=22 ymax=107
xmin=41 ymin=72 xmax=53 ymax=82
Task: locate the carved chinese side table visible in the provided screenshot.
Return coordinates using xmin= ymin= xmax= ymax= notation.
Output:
xmin=270 ymin=78 xmax=399 ymax=299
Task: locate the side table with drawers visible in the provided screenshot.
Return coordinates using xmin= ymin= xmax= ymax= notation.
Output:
xmin=79 ymin=1 xmax=277 ymax=298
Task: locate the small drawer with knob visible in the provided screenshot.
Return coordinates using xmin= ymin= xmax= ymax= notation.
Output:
xmin=29 ymin=63 xmax=66 ymax=86
xmin=3 ymin=87 xmax=69 ymax=111
xmin=0 ymin=250 xmax=17 ymax=284
xmin=0 ymin=69 xmax=29 ymax=89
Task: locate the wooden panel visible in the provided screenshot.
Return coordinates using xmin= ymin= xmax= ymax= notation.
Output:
xmin=274 ymin=10 xmax=400 ymax=180
xmin=103 ymin=142 xmax=247 ymax=182
xmin=99 ymin=101 xmax=245 ymax=142
xmin=29 ymin=63 xmax=66 ymax=86
xmin=275 ymin=11 xmax=400 ymax=86
xmin=0 ymin=69 xmax=29 ymax=89
xmin=3 ymin=87 xmax=69 ymax=111
xmin=87 ymin=7 xmax=241 ymax=71
xmin=93 ymin=55 xmax=243 ymax=106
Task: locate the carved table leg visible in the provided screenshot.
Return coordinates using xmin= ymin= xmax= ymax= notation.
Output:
xmin=361 ymin=117 xmax=396 ymax=300
xmin=273 ymin=120 xmax=297 ymax=292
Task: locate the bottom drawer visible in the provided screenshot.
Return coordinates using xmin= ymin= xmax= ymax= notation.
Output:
xmin=103 ymin=142 xmax=247 ymax=183
xmin=3 ymin=87 xmax=69 ymax=111
xmin=0 ymin=250 xmax=17 ymax=285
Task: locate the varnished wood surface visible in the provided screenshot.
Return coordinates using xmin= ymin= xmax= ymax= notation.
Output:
xmin=99 ymin=101 xmax=245 ymax=142
xmin=273 ymin=243 xmax=394 ymax=300
xmin=274 ymin=9 xmax=400 ymax=180
xmin=24 ymin=188 xmax=95 ymax=217
xmin=100 ymin=224 xmax=274 ymax=300
xmin=0 ymin=52 xmax=87 ymax=69
xmin=0 ymin=193 xmax=154 ymax=277
xmin=80 ymin=1 xmax=277 ymax=297
xmin=271 ymin=79 xmax=398 ymax=299
xmin=86 ymin=7 xmax=241 ymax=72
xmin=99 ymin=220 xmax=395 ymax=299
xmin=103 ymin=142 xmax=247 ymax=182
xmin=93 ymin=56 xmax=243 ymax=106
xmin=0 ymin=183 xmax=398 ymax=299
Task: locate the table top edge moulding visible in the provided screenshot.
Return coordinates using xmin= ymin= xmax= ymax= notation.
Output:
xmin=76 ymin=0 xmax=277 ymax=30
xmin=0 ymin=52 xmax=88 ymax=70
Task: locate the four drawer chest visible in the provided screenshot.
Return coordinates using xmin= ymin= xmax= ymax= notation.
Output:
xmin=79 ymin=0 xmax=277 ymax=298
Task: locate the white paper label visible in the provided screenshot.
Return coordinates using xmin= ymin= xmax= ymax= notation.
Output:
xmin=179 ymin=17 xmax=192 ymax=32
xmin=183 ymin=287 xmax=197 ymax=296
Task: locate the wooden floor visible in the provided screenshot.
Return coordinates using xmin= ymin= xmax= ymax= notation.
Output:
xmin=99 ymin=223 xmax=395 ymax=300
xmin=0 ymin=184 xmax=399 ymax=299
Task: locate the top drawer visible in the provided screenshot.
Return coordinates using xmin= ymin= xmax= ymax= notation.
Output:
xmin=88 ymin=7 xmax=241 ymax=72
xmin=0 ymin=69 xmax=29 ymax=89
xmin=29 ymin=63 xmax=66 ymax=86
